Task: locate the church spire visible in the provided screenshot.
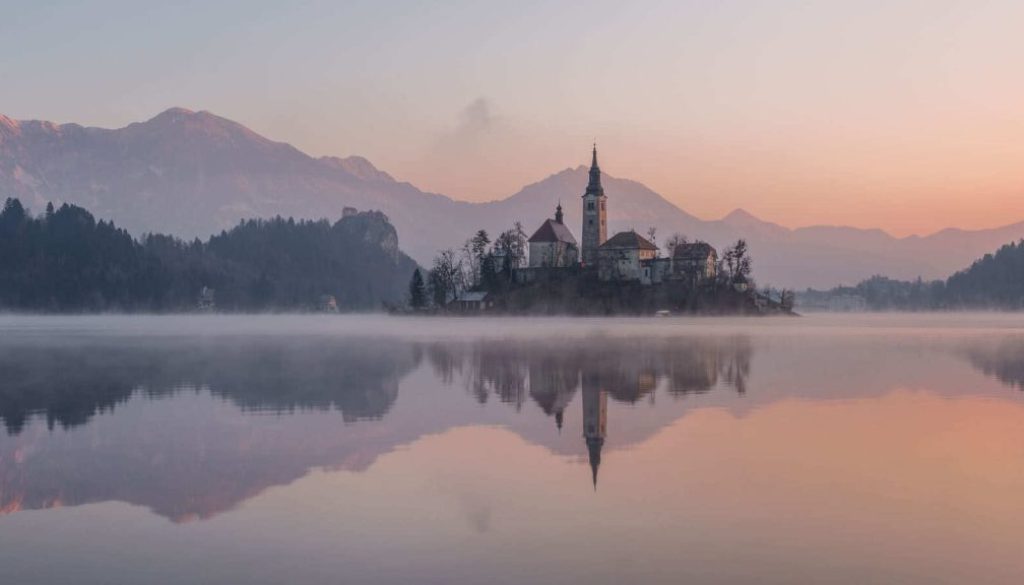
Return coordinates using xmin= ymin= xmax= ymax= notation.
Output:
xmin=585 ymin=143 xmax=604 ymax=197
xmin=587 ymin=435 xmax=603 ymax=490
xmin=555 ymin=201 xmax=564 ymax=224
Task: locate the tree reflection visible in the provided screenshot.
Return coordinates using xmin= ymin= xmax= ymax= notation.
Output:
xmin=964 ymin=338 xmax=1024 ymax=390
xmin=424 ymin=336 xmax=753 ymax=488
xmin=0 ymin=338 xmax=421 ymax=435
xmin=0 ymin=333 xmax=755 ymax=519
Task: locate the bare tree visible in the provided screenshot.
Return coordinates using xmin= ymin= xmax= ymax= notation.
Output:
xmin=665 ymin=233 xmax=688 ymax=257
xmin=723 ymin=239 xmax=752 ymax=283
xmin=428 ymin=248 xmax=463 ymax=306
xmin=494 ymin=223 xmax=528 ymax=277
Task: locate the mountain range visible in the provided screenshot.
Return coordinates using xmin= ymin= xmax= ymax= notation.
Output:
xmin=2 ymin=107 xmax=1022 ymax=289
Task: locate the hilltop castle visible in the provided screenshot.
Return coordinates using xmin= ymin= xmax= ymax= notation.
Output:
xmin=525 ymin=146 xmax=718 ymax=285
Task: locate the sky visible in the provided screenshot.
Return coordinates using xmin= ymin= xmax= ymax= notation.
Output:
xmin=1 ymin=0 xmax=1022 ymax=236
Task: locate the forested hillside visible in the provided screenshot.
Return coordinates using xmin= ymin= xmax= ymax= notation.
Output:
xmin=799 ymin=240 xmax=1024 ymax=311
xmin=0 ymin=198 xmax=417 ymax=312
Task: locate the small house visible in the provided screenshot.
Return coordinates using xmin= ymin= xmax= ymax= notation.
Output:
xmin=672 ymin=242 xmax=718 ymax=283
xmin=597 ymin=231 xmax=658 ymax=281
xmin=451 ymin=291 xmax=491 ymax=312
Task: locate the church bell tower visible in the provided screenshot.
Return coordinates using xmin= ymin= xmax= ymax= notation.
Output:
xmin=581 ymin=144 xmax=607 ymax=266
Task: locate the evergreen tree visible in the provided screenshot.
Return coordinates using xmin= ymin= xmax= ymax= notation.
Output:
xmin=408 ymin=269 xmax=427 ymax=309
xmin=0 ymin=198 xmax=419 ymax=312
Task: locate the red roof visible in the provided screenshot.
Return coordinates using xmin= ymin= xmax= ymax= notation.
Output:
xmin=528 ymin=219 xmax=578 ymax=245
xmin=599 ymin=231 xmax=658 ymax=251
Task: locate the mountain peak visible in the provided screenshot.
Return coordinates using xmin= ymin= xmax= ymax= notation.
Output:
xmin=0 ymin=114 xmax=20 ymax=138
xmin=130 ymin=107 xmax=271 ymax=146
xmin=320 ymin=155 xmax=394 ymax=182
xmin=158 ymin=106 xmax=196 ymax=116
xmin=144 ymin=107 xmax=202 ymax=126
xmin=723 ymin=208 xmax=759 ymax=223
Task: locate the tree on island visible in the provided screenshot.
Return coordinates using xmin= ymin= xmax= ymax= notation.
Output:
xmin=460 ymin=229 xmax=491 ymax=289
xmin=428 ymin=248 xmax=462 ymax=306
xmin=722 ymin=239 xmax=752 ymax=284
xmin=408 ymin=269 xmax=427 ymax=310
xmin=493 ymin=222 xmax=527 ymax=277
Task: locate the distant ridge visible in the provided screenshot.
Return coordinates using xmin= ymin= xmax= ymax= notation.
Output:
xmin=4 ymin=107 xmax=1024 ymax=288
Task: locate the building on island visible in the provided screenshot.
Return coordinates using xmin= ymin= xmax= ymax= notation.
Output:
xmin=641 ymin=256 xmax=672 ymax=285
xmin=597 ymin=230 xmax=658 ymax=281
xmin=672 ymin=242 xmax=718 ymax=283
xmin=528 ymin=203 xmax=579 ymax=268
xmin=511 ymin=146 xmax=723 ymax=294
xmin=580 ymin=145 xmax=608 ymax=267
xmin=451 ymin=291 xmax=491 ymax=311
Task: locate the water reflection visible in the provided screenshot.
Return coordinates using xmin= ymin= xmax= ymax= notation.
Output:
xmin=423 ymin=337 xmax=751 ymax=487
xmin=1 ymin=327 xmax=1023 ymax=525
xmin=964 ymin=338 xmax=1024 ymax=390
xmin=0 ymin=338 xmax=421 ymax=434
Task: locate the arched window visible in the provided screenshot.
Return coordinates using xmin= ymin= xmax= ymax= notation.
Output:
xmin=587 ymin=201 xmax=595 ymax=211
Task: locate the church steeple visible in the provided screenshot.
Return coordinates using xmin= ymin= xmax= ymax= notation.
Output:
xmin=585 ymin=143 xmax=604 ymax=197
xmin=581 ymin=379 xmax=607 ymax=491
xmin=555 ymin=201 xmax=564 ymax=224
xmin=587 ymin=435 xmax=603 ymax=490
xmin=580 ymin=144 xmax=608 ymax=266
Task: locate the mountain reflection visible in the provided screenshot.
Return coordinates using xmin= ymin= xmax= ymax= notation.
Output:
xmin=10 ymin=330 xmax=1023 ymax=521
xmin=0 ymin=333 xmax=755 ymax=520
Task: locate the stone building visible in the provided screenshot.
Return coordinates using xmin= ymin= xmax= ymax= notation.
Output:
xmin=580 ymin=145 xmax=607 ymax=267
xmin=672 ymin=242 xmax=718 ymax=283
xmin=597 ymin=231 xmax=658 ymax=281
xmin=641 ymin=257 xmax=672 ymax=285
xmin=527 ymin=203 xmax=579 ymax=268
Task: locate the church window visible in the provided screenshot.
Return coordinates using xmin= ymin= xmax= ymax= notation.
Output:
xmin=587 ymin=201 xmax=595 ymax=211
xmin=589 ymin=219 xmax=594 ymax=226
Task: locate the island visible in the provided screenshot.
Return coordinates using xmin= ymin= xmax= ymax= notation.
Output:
xmin=409 ymin=147 xmax=795 ymax=316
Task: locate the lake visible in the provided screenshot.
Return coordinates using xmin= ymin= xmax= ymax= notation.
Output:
xmin=2 ymin=313 xmax=1024 ymax=584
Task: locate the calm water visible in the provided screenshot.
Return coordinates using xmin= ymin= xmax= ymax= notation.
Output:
xmin=2 ymin=314 xmax=1024 ymax=584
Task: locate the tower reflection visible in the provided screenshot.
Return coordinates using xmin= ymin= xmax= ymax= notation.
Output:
xmin=582 ymin=376 xmax=607 ymax=489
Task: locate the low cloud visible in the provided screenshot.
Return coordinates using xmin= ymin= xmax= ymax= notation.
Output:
xmin=443 ymin=97 xmax=498 ymax=149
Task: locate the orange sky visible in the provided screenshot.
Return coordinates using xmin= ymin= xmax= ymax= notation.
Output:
xmin=4 ymin=1 xmax=1023 ymax=236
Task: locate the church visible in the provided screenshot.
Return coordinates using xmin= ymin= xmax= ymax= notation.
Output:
xmin=525 ymin=146 xmax=716 ymax=285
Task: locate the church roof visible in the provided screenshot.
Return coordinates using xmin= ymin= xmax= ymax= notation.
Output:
xmin=599 ymin=231 xmax=658 ymax=251
xmin=673 ymin=242 xmax=716 ymax=259
xmin=528 ymin=219 xmax=578 ymax=245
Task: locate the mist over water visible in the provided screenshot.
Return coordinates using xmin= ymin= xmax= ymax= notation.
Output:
xmin=2 ymin=314 xmax=1024 ymax=584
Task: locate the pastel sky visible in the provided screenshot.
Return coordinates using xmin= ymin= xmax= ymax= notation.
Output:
xmin=2 ymin=0 xmax=1022 ymax=235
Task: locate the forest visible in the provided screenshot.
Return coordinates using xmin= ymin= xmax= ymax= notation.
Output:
xmin=0 ymin=198 xmax=418 ymax=312
xmin=800 ymin=239 xmax=1024 ymax=310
